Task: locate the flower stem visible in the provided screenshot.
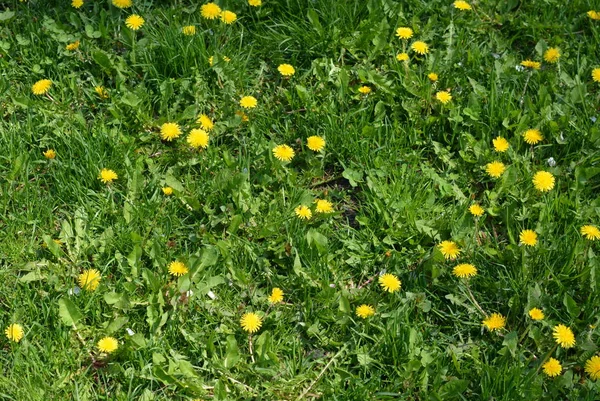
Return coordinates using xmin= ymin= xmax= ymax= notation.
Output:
xmin=465 ymin=281 xmax=487 ymax=317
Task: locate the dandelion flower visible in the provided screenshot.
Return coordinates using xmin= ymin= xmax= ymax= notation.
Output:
xmin=295 ymin=205 xmax=312 ymax=220
xmin=469 ymin=204 xmax=484 ymax=217
xmin=542 ymin=358 xmax=562 ymax=377
xmin=528 ymin=308 xmax=544 ymax=320
xmin=5 ymin=324 xmax=24 ymax=343
xmin=272 ymin=145 xmax=295 ymax=162
xmin=523 ymin=128 xmax=543 ymax=145
xmin=588 ymin=11 xmax=600 ymax=20
xmin=72 ymin=0 xmax=83 ymax=8
xmin=585 ymin=356 xmax=600 ymax=380
xmin=519 ymin=229 xmax=538 ymax=246
xmin=379 ymin=273 xmax=401 ymax=293
xmin=162 ymin=187 xmax=173 ymax=196
xmin=532 ymin=171 xmax=555 ymax=192
xmin=278 ymin=64 xmax=296 ymax=77
xmin=240 ymin=96 xmax=257 ymax=109
xmin=396 ymin=52 xmax=409 ymax=61
xmin=197 ymin=114 xmax=214 ymax=131
xmin=236 ymin=110 xmax=249 ymax=122
xmin=436 ymin=91 xmax=452 ymax=104
xmin=307 ymin=136 xmax=325 ymax=152
xmin=201 ymin=2 xmax=221 ymax=19
xmin=485 ymin=161 xmax=506 ymax=178
xmin=32 ymin=79 xmax=52 ymax=95
xmin=97 ymin=337 xmax=118 ymax=353
xmin=160 ymin=122 xmax=181 ymax=141
xmin=453 ymin=263 xmax=477 ymax=278
xmin=492 ymin=136 xmax=509 ymax=152
xmin=66 ymin=40 xmax=80 ymax=51
xmin=358 ymin=86 xmax=371 ymax=94
xmin=125 ymin=14 xmax=144 ymax=30
xmin=581 ymin=225 xmax=600 ymax=241
xmin=356 ymin=304 xmax=375 ymax=319
xmin=395 ymin=27 xmax=413 ymax=40
xmin=482 ymin=313 xmax=506 ymax=331
xmin=268 ymin=288 xmax=284 ymax=304
xmin=428 ymin=72 xmax=438 ymax=82
xmin=78 ymin=269 xmax=101 ymax=291
xmin=240 ymin=312 xmax=262 ymax=333
xmin=248 ymin=0 xmax=262 ymax=6
xmin=43 ymin=149 xmax=56 ymax=159
xmin=98 ymin=168 xmax=118 ymax=184
xmin=438 ymin=240 xmax=461 ymax=260
xmin=168 ymin=261 xmax=188 ymax=276
xmin=95 ymin=86 xmax=109 ymax=99
xmin=112 ymin=0 xmax=132 ymax=9
xmin=182 ymin=25 xmax=196 ymax=36
xmin=544 ymin=48 xmax=560 ymax=63
xmin=220 ymin=10 xmax=237 ymax=24
xmin=553 ymin=324 xmax=575 ymax=348
xmin=453 ymin=1 xmax=472 ymax=10
xmin=187 ymin=129 xmax=209 ymax=149
xmin=411 ymin=41 xmax=429 ymax=55
xmin=315 ymin=199 xmax=333 ymax=213
xmin=521 ymin=60 xmax=541 ymax=70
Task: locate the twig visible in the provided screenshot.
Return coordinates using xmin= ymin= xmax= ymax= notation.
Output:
xmin=296 ymin=346 xmax=347 ymax=401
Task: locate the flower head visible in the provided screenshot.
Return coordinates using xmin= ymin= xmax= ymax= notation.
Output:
xmin=32 ymin=79 xmax=52 ymax=95
xmin=379 ymin=273 xmax=401 ymax=293
xmin=248 ymin=0 xmax=262 ymax=6
xmin=428 ymin=72 xmax=438 ymax=82
xmin=278 ymin=64 xmax=296 ymax=76
xmin=493 ymin=136 xmax=509 ymax=152
xmin=469 ymin=204 xmax=484 ymax=217
xmin=182 ymin=25 xmax=196 ymax=36
xmin=98 ymin=168 xmax=118 ymax=184
xmin=162 ymin=187 xmax=173 ymax=196
xmin=95 ymin=86 xmax=109 ymax=99
xmin=593 ymin=68 xmax=600 ymax=83
xmin=307 ymin=136 xmax=325 ymax=152
xmin=544 ymin=48 xmax=560 ymax=63
xmin=395 ymin=27 xmax=413 ymax=40
xmin=125 ymin=14 xmax=144 ymax=30
xmin=358 ymin=86 xmax=371 ymax=94
xmin=581 ymin=225 xmax=600 ymax=241
xmin=438 ymin=240 xmax=461 ymax=260
xmin=220 ymin=10 xmax=237 ymax=24
xmin=315 ymin=199 xmax=333 ymax=213
xmin=453 ymin=263 xmax=477 ymax=278
xmin=519 ymin=229 xmax=538 ymax=246
xmin=411 ymin=41 xmax=429 ymax=55
xmin=485 ymin=161 xmax=506 ymax=178
xmin=268 ymin=288 xmax=284 ymax=304
xmin=483 ymin=313 xmax=506 ymax=331
xmin=528 ymin=308 xmax=544 ymax=320
xmin=168 ymin=261 xmax=188 ymax=277
xmin=523 ymin=128 xmax=543 ymax=145
xmin=532 ymin=171 xmax=555 ymax=192
xmin=197 ymin=114 xmax=214 ymax=131
xmin=436 ymin=91 xmax=452 ymax=104
xmin=585 ymin=355 xmax=600 ymax=380
xmin=112 ymin=0 xmax=132 ymax=8
xmin=240 ymin=96 xmax=257 ymax=109
xmin=187 ymin=129 xmax=209 ymax=149
xmin=295 ymin=205 xmax=312 ymax=220
xmin=272 ymin=145 xmax=295 ymax=162
xmin=588 ymin=11 xmax=600 ymax=20
xmin=240 ymin=312 xmax=262 ymax=333
xmin=521 ymin=60 xmax=541 ymax=70
xmin=396 ymin=52 xmax=409 ymax=61
xmin=201 ymin=2 xmax=221 ymax=19
xmin=78 ymin=269 xmax=101 ymax=291
xmin=5 ymin=324 xmax=24 ymax=343
xmin=66 ymin=40 xmax=80 ymax=51
xmin=97 ymin=337 xmax=118 ymax=353
xmin=43 ymin=149 xmax=56 ymax=159
xmin=453 ymin=1 xmax=472 ymax=10
xmin=553 ymin=324 xmax=575 ymax=348
xmin=72 ymin=0 xmax=83 ymax=8
xmin=542 ymin=358 xmax=562 ymax=377
xmin=356 ymin=304 xmax=375 ymax=319
xmin=160 ymin=122 xmax=181 ymax=141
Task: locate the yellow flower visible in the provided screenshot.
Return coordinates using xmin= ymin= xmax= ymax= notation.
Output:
xmin=436 ymin=91 xmax=452 ymax=104
xmin=307 ymin=136 xmax=325 ymax=152
xmin=395 ymin=27 xmax=413 ymax=40
xmin=492 ymin=136 xmax=509 ymax=152
xmin=553 ymin=324 xmax=575 ymax=348
xmin=72 ymin=0 xmax=83 ymax=8
xmin=523 ymin=128 xmax=543 ymax=145
xmin=452 ymin=263 xmax=477 ymax=278
xmin=396 ymin=52 xmax=409 ymax=61
xmin=453 ymin=1 xmax=472 ymax=10
xmin=98 ymin=168 xmax=118 ymax=184
xmin=438 ymin=240 xmax=460 ymax=260
xmin=162 ymin=187 xmax=173 ymax=196
xmin=240 ymin=312 xmax=262 ymax=333
xmin=222 ymin=56 xmax=231 ymax=63
xmin=482 ymin=313 xmax=506 ymax=331
xmin=5 ymin=324 xmax=24 ymax=343
xmin=428 ymin=72 xmax=438 ymax=82
xmin=66 ymin=40 xmax=80 ymax=51
xmin=532 ymin=171 xmax=555 ymax=192
xmin=593 ymin=68 xmax=600 ymax=83
xmin=187 ymin=129 xmax=209 ymax=149
xmin=485 ymin=161 xmax=506 ymax=178
xmin=356 ymin=304 xmax=375 ymax=319
xmin=248 ymin=0 xmax=262 ymax=6
xmin=542 ymin=358 xmax=562 ymax=377
xmin=220 ymin=10 xmax=237 ymax=24
xmin=544 ymin=48 xmax=560 ymax=63
xmin=315 ymin=199 xmax=333 ymax=213
xmin=43 ymin=149 xmax=56 ymax=159
xmin=95 ymin=86 xmax=109 ymax=99
xmin=528 ymin=308 xmax=544 ymax=320
xmin=112 ymin=0 xmax=132 ymax=8
xmin=160 ymin=122 xmax=182 ymax=141
xmin=182 ymin=25 xmax=196 ymax=36
xmin=197 ymin=114 xmax=214 ymax=131
xmin=278 ymin=64 xmax=296 ymax=76
xmin=97 ymin=337 xmax=118 ymax=353
xmin=358 ymin=86 xmax=371 ymax=94
xmin=125 ymin=14 xmax=145 ymax=30
xmin=201 ymin=3 xmax=221 ymax=19
xmin=78 ymin=269 xmax=101 ymax=291
xmin=295 ymin=205 xmax=312 ymax=220
xmin=168 ymin=261 xmax=188 ymax=276
xmin=236 ymin=110 xmax=249 ymax=122
xmin=240 ymin=96 xmax=258 ymax=109
xmin=272 ymin=144 xmax=295 ymax=162
xmin=585 ymin=355 xmax=600 ymax=380
xmin=411 ymin=41 xmax=429 ymax=55
xmin=268 ymin=288 xmax=284 ymax=304
xmin=521 ymin=60 xmax=541 ymax=70
xmin=379 ymin=273 xmax=401 ymax=293
xmin=581 ymin=225 xmax=600 ymax=241
xmin=588 ymin=11 xmax=600 ymax=20
xmin=469 ymin=204 xmax=484 ymax=217
xmin=519 ymin=229 xmax=538 ymax=246
xmin=32 ymin=79 xmax=52 ymax=95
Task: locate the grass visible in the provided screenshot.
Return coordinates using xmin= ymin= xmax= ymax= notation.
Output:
xmin=1 ymin=0 xmax=600 ymax=399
